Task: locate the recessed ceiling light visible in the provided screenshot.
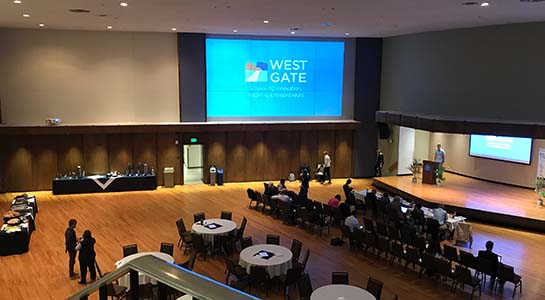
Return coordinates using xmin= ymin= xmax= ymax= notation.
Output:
xmin=39 ymin=23 xmax=45 ymax=27
xmin=233 ymin=29 xmax=238 ymax=33
xmin=13 ymin=0 xmax=22 ymax=4
xmin=107 ymin=25 xmax=113 ymax=29
xmin=263 ymin=20 xmax=270 ymax=24
xmin=120 ymin=2 xmax=128 ymax=7
xmin=481 ymin=2 xmax=490 ymax=6
xmin=345 ymin=32 xmax=350 ymax=36
xmin=171 ymin=28 xmax=177 ymax=31
xmin=290 ymin=31 xmax=295 ymax=35
xmin=22 ymin=13 xmax=30 ymax=18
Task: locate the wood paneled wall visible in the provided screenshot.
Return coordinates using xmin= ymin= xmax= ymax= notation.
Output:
xmin=0 ymin=133 xmax=181 ymax=192
xmin=203 ymin=129 xmax=354 ymax=183
xmin=0 ymin=128 xmax=354 ymax=192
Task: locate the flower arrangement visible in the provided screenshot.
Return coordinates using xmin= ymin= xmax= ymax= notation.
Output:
xmin=535 ymin=177 xmax=545 ymax=205
xmin=408 ymin=159 xmax=420 ymax=178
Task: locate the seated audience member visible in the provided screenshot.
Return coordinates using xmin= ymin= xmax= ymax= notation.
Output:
xmin=328 ymin=194 xmax=341 ymax=208
xmin=425 ymin=233 xmax=441 ymax=256
xmin=478 ymin=240 xmax=501 ymax=285
xmin=271 ymin=191 xmax=291 ymax=203
xmin=315 ymin=164 xmax=325 ymax=183
xmin=342 ymin=179 xmax=354 ymax=201
xmin=277 ymin=178 xmax=287 ymax=193
xmin=387 ymin=196 xmax=405 ymax=225
xmin=365 ymin=189 xmax=378 ymax=215
xmin=338 ymin=201 xmax=351 ymax=220
xmin=410 ymin=203 xmax=426 ymax=234
xmin=264 ymin=182 xmax=279 ymax=197
xmin=400 ymin=217 xmax=417 ymax=245
xmin=344 ymin=210 xmax=361 ymax=232
xmin=433 ymin=204 xmax=448 ymax=229
xmin=376 ymin=191 xmax=390 ymax=217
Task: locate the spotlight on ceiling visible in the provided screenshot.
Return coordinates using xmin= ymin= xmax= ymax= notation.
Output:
xmin=120 ymin=2 xmax=128 ymax=7
xmin=39 ymin=23 xmax=45 ymax=27
xmin=263 ymin=20 xmax=270 ymax=24
xmin=13 ymin=0 xmax=22 ymax=4
xmin=480 ymin=2 xmax=490 ymax=6
xmin=22 ymin=13 xmax=30 ymax=18
xmin=107 ymin=25 xmax=113 ymax=29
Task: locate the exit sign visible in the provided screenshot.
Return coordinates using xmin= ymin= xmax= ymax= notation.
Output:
xmin=190 ymin=137 xmax=198 ymax=143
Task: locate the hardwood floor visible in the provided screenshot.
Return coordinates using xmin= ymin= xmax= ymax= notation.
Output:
xmin=0 ymin=179 xmax=542 ymax=300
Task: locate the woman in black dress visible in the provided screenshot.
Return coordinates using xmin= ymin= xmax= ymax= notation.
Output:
xmin=78 ymin=230 xmax=97 ymax=284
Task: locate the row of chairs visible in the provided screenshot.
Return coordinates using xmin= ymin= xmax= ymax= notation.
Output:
xmin=193 ymin=211 xmax=233 ymax=223
xmin=122 ymin=242 xmax=175 ymax=258
xmin=330 ymin=272 xmax=384 ymax=300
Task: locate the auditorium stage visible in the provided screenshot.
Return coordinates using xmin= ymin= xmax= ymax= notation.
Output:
xmin=372 ymin=173 xmax=545 ymax=232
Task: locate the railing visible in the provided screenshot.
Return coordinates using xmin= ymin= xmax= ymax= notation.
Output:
xmin=66 ymin=255 xmax=260 ymax=300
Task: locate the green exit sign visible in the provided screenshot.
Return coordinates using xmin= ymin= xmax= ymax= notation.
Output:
xmin=190 ymin=137 xmax=198 ymax=143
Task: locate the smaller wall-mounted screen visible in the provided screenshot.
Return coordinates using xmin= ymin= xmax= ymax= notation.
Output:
xmin=206 ymin=38 xmax=345 ymax=119
xmin=469 ymin=134 xmax=533 ymax=165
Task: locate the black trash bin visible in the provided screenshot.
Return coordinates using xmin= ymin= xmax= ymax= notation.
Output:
xmin=217 ymin=168 xmax=224 ymax=186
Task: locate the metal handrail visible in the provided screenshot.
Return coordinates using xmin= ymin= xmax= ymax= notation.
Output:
xmin=67 ymin=255 xmax=260 ymax=300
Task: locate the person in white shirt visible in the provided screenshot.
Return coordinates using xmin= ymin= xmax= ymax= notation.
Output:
xmin=323 ymin=151 xmax=331 ymax=184
xmin=344 ymin=211 xmax=360 ymax=232
xmin=434 ymin=144 xmax=446 ymax=168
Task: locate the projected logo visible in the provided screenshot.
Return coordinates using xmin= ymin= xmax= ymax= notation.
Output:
xmin=245 ymin=61 xmax=268 ymax=82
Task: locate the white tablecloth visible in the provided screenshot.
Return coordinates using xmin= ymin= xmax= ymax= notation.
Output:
xmin=446 ymin=216 xmax=466 ymax=231
xmin=192 ymin=218 xmax=237 ymax=247
xmin=311 ymin=284 xmax=376 ymax=300
xmin=239 ymin=244 xmax=292 ymax=278
xmin=115 ymin=252 xmax=174 ymax=288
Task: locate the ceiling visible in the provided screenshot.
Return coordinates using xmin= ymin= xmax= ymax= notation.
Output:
xmin=1 ymin=0 xmax=545 ymax=37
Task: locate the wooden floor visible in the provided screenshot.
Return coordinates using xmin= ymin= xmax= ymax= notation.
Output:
xmin=374 ymin=173 xmax=545 ymax=221
xmin=1 ymin=179 xmax=543 ymax=300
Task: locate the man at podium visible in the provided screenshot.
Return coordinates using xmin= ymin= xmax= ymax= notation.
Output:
xmin=434 ymin=144 xmax=446 ymax=168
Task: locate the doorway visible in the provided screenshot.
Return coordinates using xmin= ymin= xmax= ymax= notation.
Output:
xmin=183 ymin=144 xmax=204 ymax=184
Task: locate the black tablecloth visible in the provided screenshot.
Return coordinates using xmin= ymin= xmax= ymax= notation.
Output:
xmin=0 ymin=227 xmax=30 ymax=256
xmin=52 ymin=175 xmax=157 ymax=195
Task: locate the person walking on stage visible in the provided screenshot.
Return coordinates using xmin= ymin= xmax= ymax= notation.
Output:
xmin=78 ymin=230 xmax=97 ymax=284
xmin=375 ymin=149 xmax=384 ymax=177
xmin=434 ymin=144 xmax=446 ymax=168
xmin=65 ymin=219 xmax=79 ymax=279
xmin=323 ymin=151 xmax=332 ymax=184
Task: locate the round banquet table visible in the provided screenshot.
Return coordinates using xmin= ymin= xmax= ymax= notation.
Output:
xmin=192 ymin=218 xmax=237 ymax=247
xmin=238 ymin=244 xmax=292 ymax=277
xmin=311 ymin=284 xmax=376 ymax=300
xmin=115 ymin=252 xmax=174 ymax=288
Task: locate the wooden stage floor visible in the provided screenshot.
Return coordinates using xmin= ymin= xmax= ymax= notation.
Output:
xmin=373 ymin=173 xmax=545 ymax=231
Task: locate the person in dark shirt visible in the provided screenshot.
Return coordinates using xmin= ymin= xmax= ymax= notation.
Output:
xmin=410 ymin=203 xmax=426 ymax=234
xmin=64 ymin=219 xmax=78 ymax=279
xmin=342 ymin=179 xmax=353 ymax=201
xmin=375 ymin=149 xmax=384 ymax=177
xmin=478 ymin=240 xmax=500 ymax=286
xmin=301 ymin=169 xmax=310 ymax=189
xmin=78 ymin=230 xmax=97 ymax=284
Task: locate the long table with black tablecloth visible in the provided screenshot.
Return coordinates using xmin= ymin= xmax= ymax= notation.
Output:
xmin=0 ymin=194 xmax=37 ymax=256
xmin=52 ymin=174 xmax=157 ymax=195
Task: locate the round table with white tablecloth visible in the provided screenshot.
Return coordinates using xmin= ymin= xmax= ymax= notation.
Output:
xmin=115 ymin=252 xmax=174 ymax=288
xmin=239 ymin=244 xmax=292 ymax=278
xmin=311 ymin=284 xmax=376 ymax=300
xmin=192 ymin=218 xmax=237 ymax=247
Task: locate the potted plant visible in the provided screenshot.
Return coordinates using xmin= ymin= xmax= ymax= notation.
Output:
xmin=436 ymin=166 xmax=446 ymax=186
xmin=535 ymin=177 xmax=545 ymax=206
xmin=408 ymin=159 xmax=420 ymax=183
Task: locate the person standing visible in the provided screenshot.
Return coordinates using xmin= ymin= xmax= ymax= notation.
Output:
xmin=323 ymin=151 xmax=331 ymax=184
xmin=65 ymin=219 xmax=79 ymax=279
xmin=375 ymin=149 xmax=384 ymax=177
xmin=434 ymin=144 xmax=446 ymax=168
xmin=78 ymin=230 xmax=97 ymax=284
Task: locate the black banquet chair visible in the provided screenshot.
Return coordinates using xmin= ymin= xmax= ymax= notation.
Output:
xmin=221 ymin=211 xmax=233 ymax=220
xmin=122 ymin=244 xmax=138 ymax=257
xmin=453 ymin=265 xmax=481 ymax=300
xmin=332 ymin=271 xmax=349 ymax=284
xmin=297 ymin=273 xmax=313 ymax=300
xmin=497 ymin=263 xmax=522 ymax=298
xmin=176 ymin=218 xmax=193 ymax=254
xmin=290 ymin=239 xmax=303 ymax=263
xmin=160 ymin=242 xmax=174 ymax=256
xmin=194 ymin=212 xmax=206 ymax=223
xmin=366 ymin=277 xmax=383 ymax=300
xmin=266 ymin=234 xmax=280 ymax=245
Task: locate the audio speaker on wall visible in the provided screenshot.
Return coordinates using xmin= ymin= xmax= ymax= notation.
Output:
xmin=378 ymin=123 xmax=390 ymax=139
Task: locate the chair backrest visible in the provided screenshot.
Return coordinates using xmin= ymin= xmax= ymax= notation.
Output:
xmin=237 ymin=217 xmax=248 ymax=240
xmin=194 ymin=212 xmax=205 ymax=223
xmin=220 ymin=211 xmax=233 ymax=220
xmin=123 ymin=244 xmax=138 ymax=257
xmin=291 ymin=239 xmax=303 ymax=262
xmin=191 ymin=233 xmax=206 ymax=251
xmin=160 ymin=242 xmax=174 ymax=256
xmin=405 ymin=246 xmax=420 ymax=264
xmin=497 ymin=263 xmax=516 ymax=282
xmin=476 ymin=255 xmax=496 ymax=276
xmin=363 ymin=217 xmax=375 ymax=232
xmin=443 ymin=244 xmax=459 ymax=262
xmin=455 ymin=265 xmax=474 ymax=285
xmin=332 ymin=271 xmax=349 ymax=284
xmin=285 ymin=267 xmax=303 ymax=286
xmin=388 ymin=225 xmax=400 ymax=241
xmin=363 ymin=231 xmax=377 ymax=247
xmin=247 ymin=188 xmax=257 ymax=200
xmin=421 ymin=252 xmax=436 ymax=270
xmin=176 ymin=218 xmax=187 ymax=234
xmin=186 ymin=251 xmax=197 ymax=270
xmin=297 ymin=273 xmax=313 ymax=300
xmin=434 ymin=257 xmax=453 ymax=277
xmin=454 ymin=222 xmax=473 ymax=242
xmin=414 ymin=236 xmax=427 ymax=253
xmin=366 ymin=277 xmax=383 ymax=300
xmin=249 ymin=266 xmax=269 ymax=282
xmin=352 ymin=229 xmax=364 ymax=245
xmin=390 ymin=241 xmax=404 ymax=257
xmin=266 ymin=234 xmax=280 ymax=245
xmin=459 ymin=250 xmax=477 ymax=269
xmin=241 ymin=236 xmax=253 ymax=249
xmin=376 ymin=222 xmax=388 ymax=237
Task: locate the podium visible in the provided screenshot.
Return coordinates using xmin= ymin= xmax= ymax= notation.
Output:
xmin=422 ymin=160 xmax=438 ymax=184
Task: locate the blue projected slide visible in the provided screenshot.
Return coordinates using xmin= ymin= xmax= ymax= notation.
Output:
xmin=206 ymin=38 xmax=345 ymax=118
xmin=469 ymin=134 xmax=533 ymax=164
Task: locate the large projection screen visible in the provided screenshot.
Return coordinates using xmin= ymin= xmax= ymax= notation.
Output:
xmin=205 ymin=36 xmax=354 ymax=121
xmin=469 ymin=134 xmax=533 ymax=165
